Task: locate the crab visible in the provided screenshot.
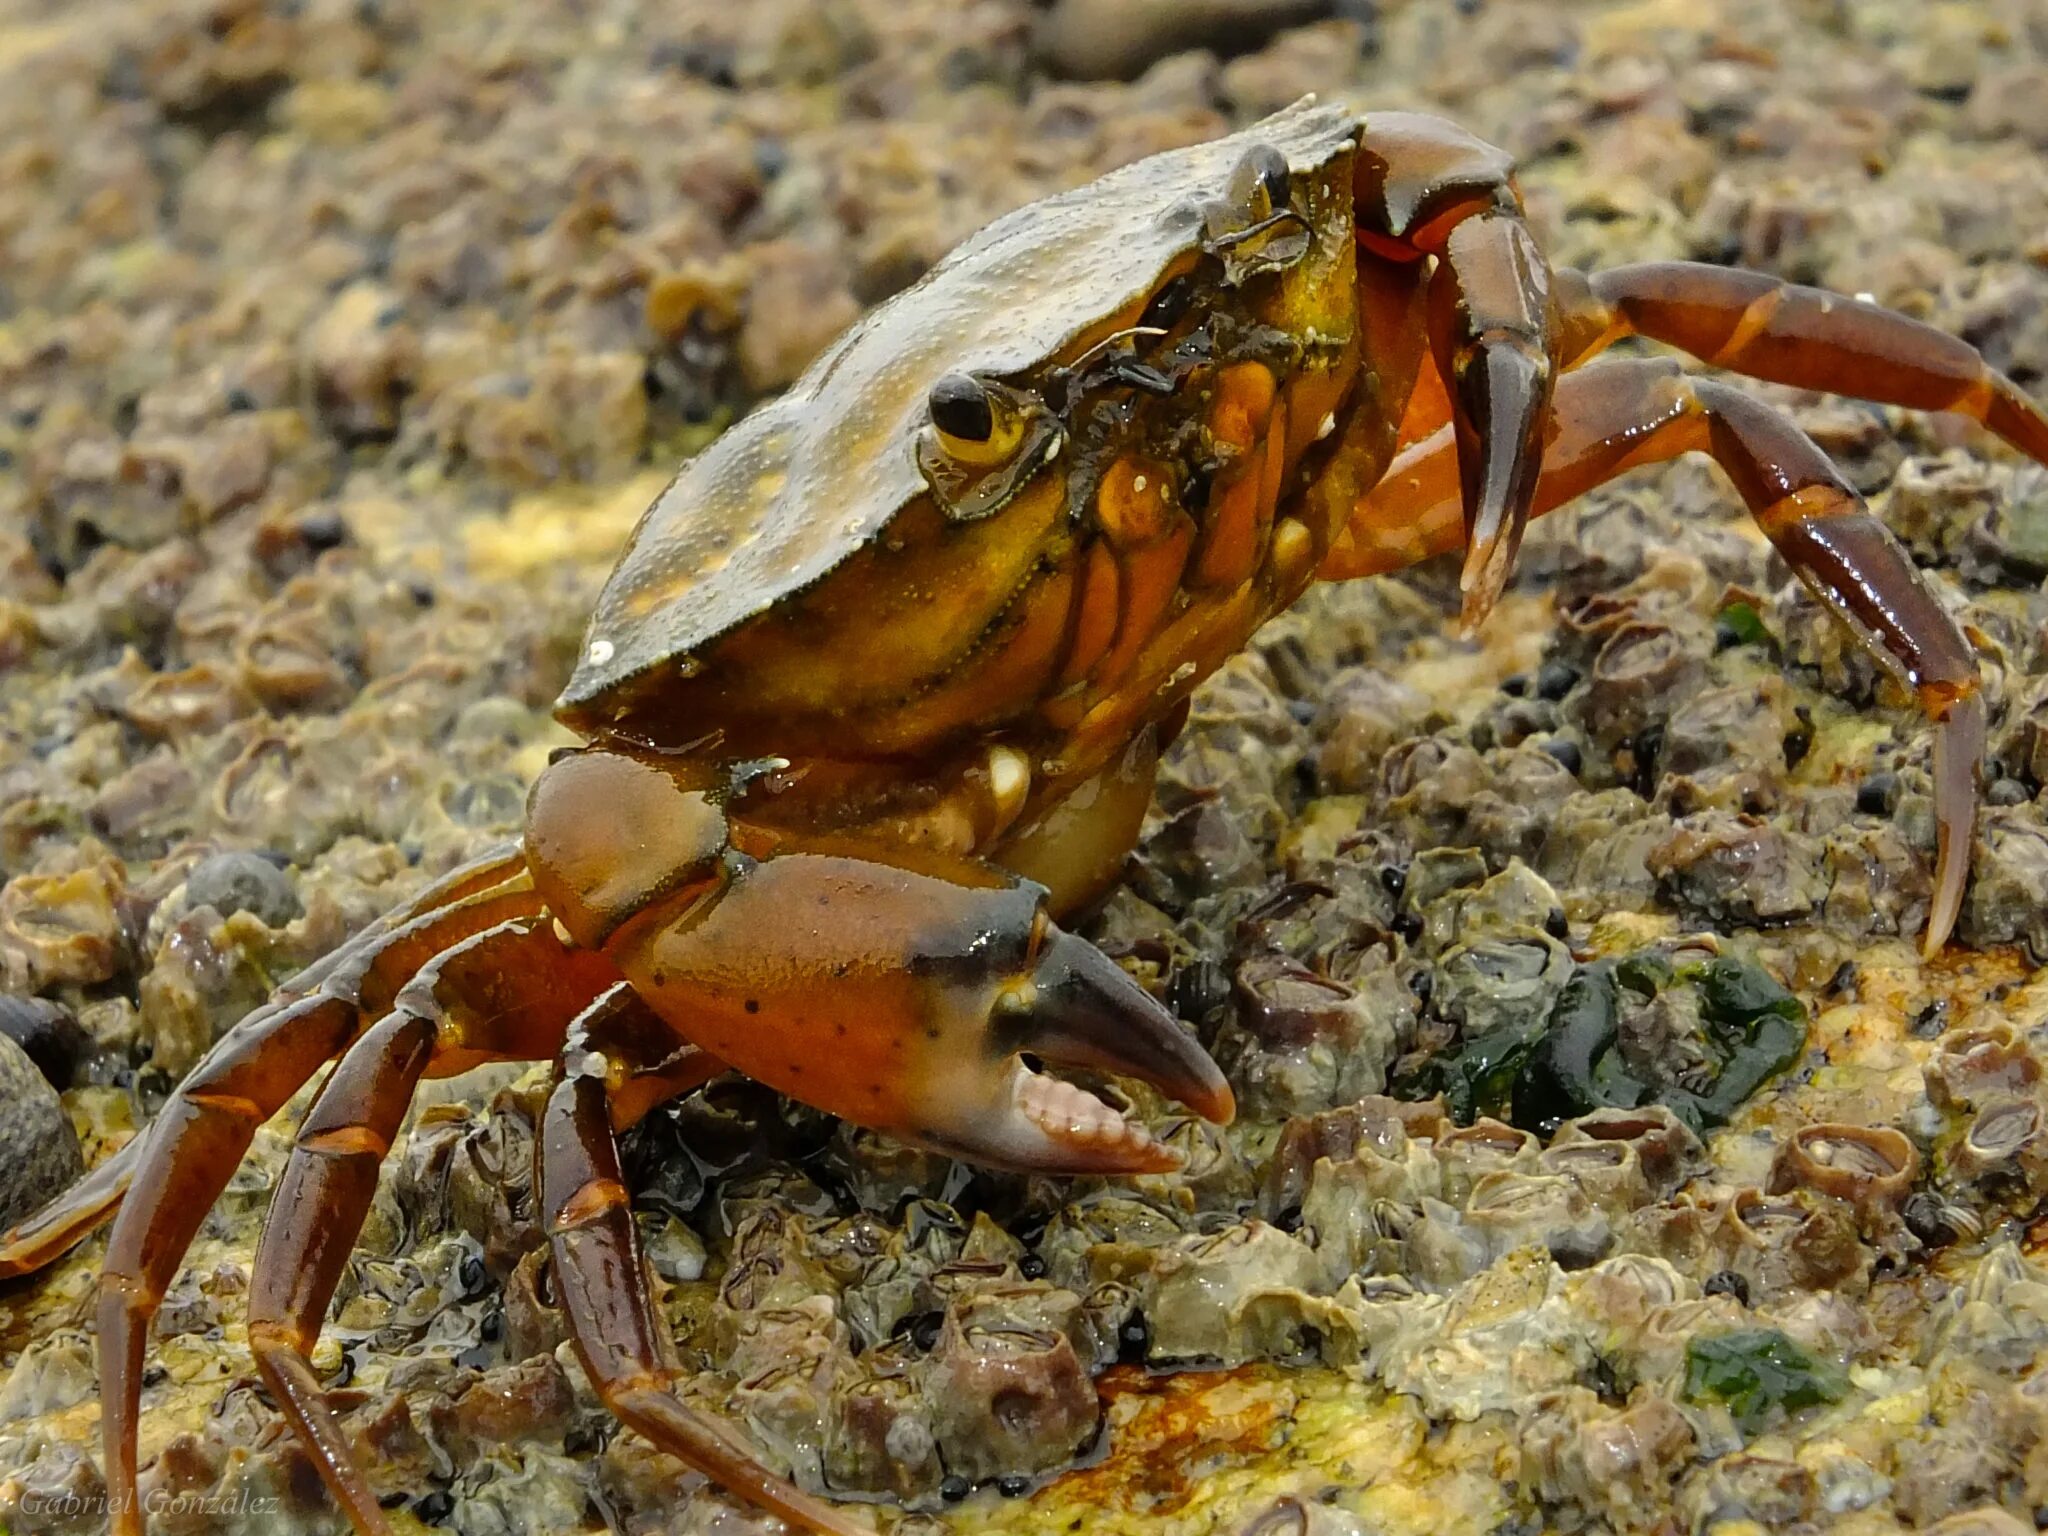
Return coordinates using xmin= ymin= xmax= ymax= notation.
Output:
xmin=5 ymin=96 xmax=2047 ymax=1536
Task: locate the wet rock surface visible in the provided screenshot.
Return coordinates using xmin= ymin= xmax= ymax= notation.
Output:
xmin=3 ymin=0 xmax=2048 ymax=1532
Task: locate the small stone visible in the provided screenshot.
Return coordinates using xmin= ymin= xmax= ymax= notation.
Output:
xmin=184 ymin=851 xmax=302 ymax=928
xmin=1537 ymin=659 xmax=1582 ymax=701
xmin=0 ymin=1031 xmax=85 ymax=1231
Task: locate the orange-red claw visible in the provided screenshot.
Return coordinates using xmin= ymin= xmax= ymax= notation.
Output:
xmin=1926 ymin=689 xmax=1985 ymax=959
xmin=961 ymin=926 xmax=1233 ymax=1176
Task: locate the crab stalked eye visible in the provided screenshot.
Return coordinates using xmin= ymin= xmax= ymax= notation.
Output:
xmin=928 ymin=373 xmax=995 ymax=444
xmin=915 ymin=373 xmax=1063 ymax=523
xmin=1203 ymin=142 xmax=1311 ymax=282
xmin=1233 ymin=143 xmax=1292 ymax=219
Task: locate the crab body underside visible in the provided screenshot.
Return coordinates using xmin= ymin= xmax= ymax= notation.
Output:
xmin=4 ymin=97 xmax=2047 ymax=1536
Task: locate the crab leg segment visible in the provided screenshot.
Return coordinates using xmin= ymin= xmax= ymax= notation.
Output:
xmin=525 ymin=748 xmax=1232 ymax=1175
xmin=93 ymin=863 xmax=543 ymax=1536
xmin=246 ymin=917 xmax=621 ymax=1534
xmin=1332 ymin=357 xmax=1984 ymax=953
xmin=1553 ymin=261 xmax=2048 ymax=464
xmin=0 ymin=846 xmax=530 ymax=1278
xmin=542 ymin=986 xmax=868 ymax=1536
xmin=1355 ymin=111 xmax=1560 ymax=627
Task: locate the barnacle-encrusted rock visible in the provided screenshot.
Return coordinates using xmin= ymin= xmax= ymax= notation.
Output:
xmin=1767 ymin=1122 xmax=1918 ymax=1227
xmin=1716 ymin=1187 xmax=1870 ymax=1298
xmin=1226 ymin=951 xmax=1401 ymax=1117
xmin=1376 ymin=1248 xmax=1590 ymax=1418
xmin=1922 ymin=1511 xmax=2038 ymax=1536
xmin=726 ymin=1294 xmax=856 ymax=1489
xmin=1648 ymin=811 xmax=1829 ymax=928
xmin=0 ymin=1032 xmax=84 ymax=1233
xmin=1144 ymin=1221 xmax=1324 ymax=1366
xmin=1927 ymin=1026 xmax=2043 ymax=1112
xmin=1551 ymin=1106 xmax=1703 ymax=1200
xmin=1580 ymin=622 xmax=1706 ymax=750
xmin=1947 ymin=1098 xmax=2048 ymax=1210
xmin=1928 ymin=1244 xmax=2048 ymax=1376
xmin=0 ymin=859 xmax=127 ymax=991
xmin=1460 ymin=1170 xmax=1612 ymax=1270
xmin=306 ymin=283 xmax=419 ymax=445
xmin=922 ymin=1289 xmax=1099 ymax=1482
xmin=1433 ymin=934 xmax=1575 ymax=1040
xmin=1959 ymin=812 xmax=2048 ymax=954
xmin=825 ymin=1367 xmax=939 ymax=1500
xmin=1521 ymin=1388 xmax=1697 ymax=1530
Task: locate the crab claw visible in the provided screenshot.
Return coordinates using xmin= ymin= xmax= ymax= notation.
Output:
xmin=973 ymin=926 xmax=1237 ymax=1174
xmin=580 ymin=835 xmax=1235 ymax=1180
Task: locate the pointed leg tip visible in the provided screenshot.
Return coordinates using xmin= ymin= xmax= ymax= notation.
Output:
xmin=1924 ymin=686 xmax=1984 ymax=964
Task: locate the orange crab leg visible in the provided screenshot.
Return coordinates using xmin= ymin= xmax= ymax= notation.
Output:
xmin=1330 ymin=356 xmax=1984 ymax=953
xmin=93 ymin=869 xmax=543 ymax=1536
xmin=1553 ymin=261 xmax=2048 ymax=463
xmin=0 ymin=846 xmax=532 ymax=1276
xmin=1356 ymin=111 xmax=1560 ymax=627
xmin=246 ymin=917 xmax=621 ymax=1535
xmin=540 ymin=985 xmax=868 ymax=1536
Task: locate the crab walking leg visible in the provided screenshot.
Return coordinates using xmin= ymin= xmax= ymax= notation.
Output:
xmin=95 ymin=874 xmax=544 ymax=1536
xmin=540 ymin=986 xmax=866 ymax=1536
xmin=1328 ymin=357 xmax=1983 ymax=953
xmin=1355 ymin=111 xmax=1561 ymax=625
xmin=525 ymin=748 xmax=1233 ymax=1174
xmin=246 ymin=917 xmax=622 ymax=1535
xmin=1551 ymin=261 xmax=2048 ymax=465
xmin=0 ymin=845 xmax=529 ymax=1275
xmin=0 ymin=1136 xmax=144 ymax=1278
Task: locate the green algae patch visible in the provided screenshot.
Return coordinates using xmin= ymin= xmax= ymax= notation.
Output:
xmin=1415 ymin=949 xmax=1808 ymax=1135
xmin=1682 ymin=1328 xmax=1848 ymax=1433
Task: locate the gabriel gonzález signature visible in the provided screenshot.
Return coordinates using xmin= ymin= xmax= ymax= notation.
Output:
xmin=9 ymin=1485 xmax=284 ymax=1520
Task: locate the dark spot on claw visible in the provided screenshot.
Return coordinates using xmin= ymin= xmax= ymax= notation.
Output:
xmin=941 ymin=1475 xmax=971 ymax=1503
xmin=744 ymin=998 xmax=760 ymax=1013
xmin=1703 ymin=1269 xmax=1750 ymax=1306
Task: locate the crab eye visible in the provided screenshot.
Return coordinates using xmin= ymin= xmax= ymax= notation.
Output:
xmin=915 ymin=374 xmax=1063 ymax=522
xmin=928 ymin=372 xmax=995 ymax=444
xmin=1230 ymin=143 xmax=1292 ymax=220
